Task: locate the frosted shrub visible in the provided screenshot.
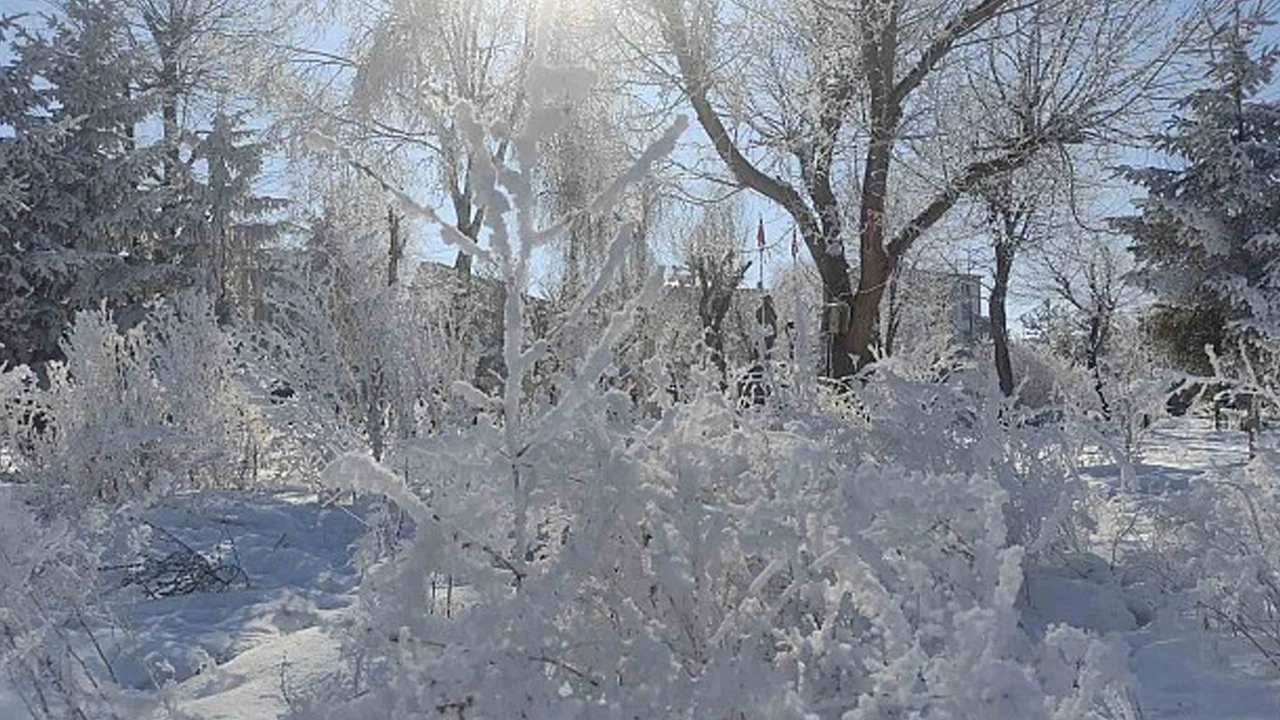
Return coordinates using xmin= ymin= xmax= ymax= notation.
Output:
xmin=1159 ymin=439 xmax=1280 ymax=669
xmin=0 ymin=364 xmax=46 ymax=478
xmin=9 ymin=293 xmax=247 ymax=512
xmin=0 ymin=499 xmax=119 ymax=719
xmin=0 ymin=293 xmax=253 ymax=719
xmin=829 ymin=461 xmax=1135 ymax=720
xmin=237 ymin=261 xmax=380 ymax=481
xmin=310 ymin=384 xmax=1137 ymax=719
xmin=0 ymin=495 xmax=181 ymax=719
xmin=856 ymin=361 xmax=1090 ymax=556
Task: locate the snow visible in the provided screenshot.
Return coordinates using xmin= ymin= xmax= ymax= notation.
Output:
xmin=1129 ymin=619 xmax=1280 ymax=719
xmin=0 ymin=681 xmax=27 ymax=719
xmin=1069 ymin=416 xmax=1280 ymax=719
xmin=3 ymin=417 xmax=1280 ymax=719
xmin=1020 ymin=547 xmax=1280 ymax=719
xmin=0 ymin=490 xmax=366 ymax=719
xmin=95 ymin=491 xmax=364 ymax=693
xmin=168 ymin=626 xmax=340 ymax=720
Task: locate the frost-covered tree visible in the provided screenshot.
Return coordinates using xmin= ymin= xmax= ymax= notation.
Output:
xmin=681 ymin=205 xmax=752 ymax=382
xmin=539 ymin=42 xmax=665 ymax=386
xmin=1133 ymin=10 xmax=1280 ymax=652
xmin=543 ymin=97 xmax=660 ymax=312
xmin=643 ymin=0 xmax=1183 ymax=376
xmin=981 ymin=173 xmax=1052 ymax=397
xmin=0 ymin=1 xmax=181 ymax=368
xmin=1119 ymin=1 xmax=1280 ymax=371
xmin=280 ymin=0 xmax=536 ymax=277
xmin=189 ymin=108 xmax=288 ymax=324
xmin=125 ymin=0 xmax=270 ymax=187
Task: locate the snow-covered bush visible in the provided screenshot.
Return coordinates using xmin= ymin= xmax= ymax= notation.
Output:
xmin=291 ymin=34 xmax=1136 ymax=720
xmin=0 ymin=497 xmax=131 ymax=719
xmin=855 ymin=360 xmax=1091 ymax=557
xmin=236 ymin=247 xmax=385 ymax=481
xmin=313 ymin=387 xmax=1136 ymax=720
xmin=5 ymin=292 xmax=248 ymax=513
xmin=238 ymin=203 xmax=507 ymax=484
xmin=1146 ymin=434 xmax=1280 ymax=671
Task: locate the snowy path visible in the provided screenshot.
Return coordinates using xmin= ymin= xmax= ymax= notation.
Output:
xmin=1130 ymin=620 xmax=1280 ymax=719
xmin=1136 ymin=416 xmax=1253 ymax=473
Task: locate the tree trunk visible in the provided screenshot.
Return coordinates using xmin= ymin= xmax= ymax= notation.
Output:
xmin=819 ymin=259 xmax=858 ymax=380
xmin=451 ymin=187 xmax=478 ymax=278
xmin=1085 ymin=316 xmax=1111 ymax=421
xmin=1247 ymin=395 xmax=1260 ymax=460
xmin=387 ymin=207 xmax=403 ymax=286
xmin=850 ymin=131 xmax=893 ymax=371
xmin=850 ymin=0 xmax=899 ymax=372
xmin=848 ymin=252 xmax=889 ymax=373
xmin=160 ymin=51 xmax=180 ymax=188
xmin=695 ymin=257 xmax=749 ymax=387
xmin=991 ymin=241 xmax=1015 ymax=396
xmin=705 ymin=319 xmax=727 ymax=385
xmin=882 ymin=267 xmax=903 ymax=358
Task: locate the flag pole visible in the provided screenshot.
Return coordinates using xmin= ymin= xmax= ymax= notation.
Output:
xmin=756 ymin=217 xmax=766 ymax=291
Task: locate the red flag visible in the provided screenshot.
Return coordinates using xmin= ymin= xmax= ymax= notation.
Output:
xmin=756 ymin=217 xmax=766 ymax=250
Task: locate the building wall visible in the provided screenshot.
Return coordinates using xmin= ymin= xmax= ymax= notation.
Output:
xmin=893 ymin=269 xmax=987 ymax=350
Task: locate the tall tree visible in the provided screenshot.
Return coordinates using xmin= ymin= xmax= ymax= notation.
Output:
xmin=980 ymin=169 xmax=1058 ymax=397
xmin=0 ymin=1 xmax=177 ymax=367
xmin=684 ymin=205 xmax=751 ymax=383
xmin=983 ymin=179 xmax=1033 ymax=398
xmin=1034 ymin=238 xmax=1125 ymax=419
xmin=283 ymin=0 xmax=535 ymax=277
xmin=1119 ymin=0 xmax=1280 ymax=372
xmin=189 ymin=108 xmax=288 ymax=324
xmin=645 ymin=0 xmax=1181 ymax=377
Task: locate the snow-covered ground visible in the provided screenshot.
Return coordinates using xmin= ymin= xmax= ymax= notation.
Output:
xmin=1073 ymin=416 xmax=1280 ymax=719
xmin=4 ymin=416 xmax=1280 ymax=719
xmin=0 ymin=490 xmax=366 ymax=719
xmin=99 ymin=491 xmax=365 ymax=690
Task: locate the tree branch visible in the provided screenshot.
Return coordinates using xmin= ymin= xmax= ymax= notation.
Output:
xmin=651 ymin=0 xmax=822 ymax=244
xmin=887 ymin=136 xmax=1047 ymax=259
xmin=890 ymin=0 xmax=1024 ymax=109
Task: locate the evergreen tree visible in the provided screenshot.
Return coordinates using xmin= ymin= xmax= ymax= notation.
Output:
xmin=1118 ymin=1 xmax=1280 ymax=372
xmin=189 ymin=108 xmax=288 ymax=324
xmin=0 ymin=0 xmax=180 ymax=367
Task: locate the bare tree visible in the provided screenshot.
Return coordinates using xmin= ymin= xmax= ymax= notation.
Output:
xmin=683 ymin=206 xmax=752 ymax=383
xmin=280 ymin=0 xmax=535 ymax=276
xmin=129 ymin=0 xmax=270 ymax=185
xmin=643 ymin=0 xmax=1183 ymax=377
xmin=543 ymin=77 xmax=661 ymax=310
xmin=980 ymin=171 xmax=1057 ymax=397
xmin=1034 ymin=236 xmax=1125 ymax=420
